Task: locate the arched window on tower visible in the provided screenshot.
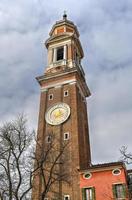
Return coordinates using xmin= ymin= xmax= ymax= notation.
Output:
xmin=57 ymin=46 xmax=64 ymax=61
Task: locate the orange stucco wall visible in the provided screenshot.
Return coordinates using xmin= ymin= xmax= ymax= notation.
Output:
xmin=80 ymin=168 xmax=128 ymax=200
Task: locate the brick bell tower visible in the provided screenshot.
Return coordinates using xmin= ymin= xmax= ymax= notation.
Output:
xmin=32 ymin=13 xmax=91 ymax=200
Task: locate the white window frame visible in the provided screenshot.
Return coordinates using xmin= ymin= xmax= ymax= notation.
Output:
xmin=64 ymin=195 xmax=70 ymax=200
xmin=45 ymin=135 xmax=52 ymax=143
xmin=64 ymin=132 xmax=70 ymax=140
xmin=64 ymin=90 xmax=69 ymax=97
xmin=49 ymin=94 xmax=53 ymax=100
xmin=83 ymin=172 xmax=92 ymax=179
xmin=112 ymin=168 xmax=121 ymax=176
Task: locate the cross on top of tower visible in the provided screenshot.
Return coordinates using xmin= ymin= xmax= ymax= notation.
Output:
xmin=63 ymin=11 xmax=67 ymax=20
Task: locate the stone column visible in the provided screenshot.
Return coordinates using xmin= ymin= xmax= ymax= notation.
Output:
xmin=53 ymin=48 xmax=57 ymax=62
xmin=64 ymin=45 xmax=67 ymax=60
xmin=48 ymin=48 xmax=52 ymax=64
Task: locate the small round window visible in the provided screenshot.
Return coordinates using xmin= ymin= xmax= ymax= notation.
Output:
xmin=112 ymin=169 xmax=121 ymax=175
xmin=83 ymin=172 xmax=92 ymax=179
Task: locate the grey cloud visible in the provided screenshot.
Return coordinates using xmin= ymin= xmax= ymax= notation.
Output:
xmin=88 ymin=65 xmax=132 ymax=165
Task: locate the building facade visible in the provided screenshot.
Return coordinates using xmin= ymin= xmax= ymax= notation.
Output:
xmin=80 ymin=162 xmax=129 ymax=200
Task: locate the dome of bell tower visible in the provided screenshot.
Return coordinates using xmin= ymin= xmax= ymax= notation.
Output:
xmin=48 ymin=13 xmax=80 ymax=38
xmin=45 ymin=14 xmax=84 ymax=75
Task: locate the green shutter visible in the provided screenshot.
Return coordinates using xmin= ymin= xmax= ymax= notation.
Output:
xmin=122 ymin=183 xmax=127 ymax=198
xmin=82 ymin=188 xmax=86 ymax=200
xmin=112 ymin=184 xmax=127 ymax=199
xmin=82 ymin=187 xmax=96 ymax=200
xmin=112 ymin=184 xmax=116 ymax=198
xmin=92 ymin=187 xmax=96 ymax=200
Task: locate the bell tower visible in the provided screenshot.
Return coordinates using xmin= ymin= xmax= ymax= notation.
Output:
xmin=32 ymin=14 xmax=91 ymax=200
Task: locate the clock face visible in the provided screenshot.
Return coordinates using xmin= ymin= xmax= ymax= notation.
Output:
xmin=45 ymin=103 xmax=70 ymax=125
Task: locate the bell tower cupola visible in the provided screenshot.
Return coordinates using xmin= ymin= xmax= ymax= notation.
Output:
xmin=45 ymin=13 xmax=85 ymax=75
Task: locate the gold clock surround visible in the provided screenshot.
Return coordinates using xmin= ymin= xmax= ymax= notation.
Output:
xmin=45 ymin=103 xmax=70 ymax=125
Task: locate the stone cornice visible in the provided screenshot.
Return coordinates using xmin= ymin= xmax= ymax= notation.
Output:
xmin=36 ymin=67 xmax=91 ymax=97
xmin=49 ymin=19 xmax=79 ymax=37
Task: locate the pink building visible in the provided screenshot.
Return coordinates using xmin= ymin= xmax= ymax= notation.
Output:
xmin=80 ymin=162 xmax=129 ymax=200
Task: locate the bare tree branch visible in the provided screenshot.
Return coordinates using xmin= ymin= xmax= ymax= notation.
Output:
xmin=0 ymin=114 xmax=34 ymax=200
xmin=32 ymin=133 xmax=71 ymax=200
xmin=0 ymin=115 xmax=71 ymax=200
xmin=120 ymin=146 xmax=132 ymax=165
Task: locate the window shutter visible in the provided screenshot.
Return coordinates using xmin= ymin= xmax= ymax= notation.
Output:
xmin=122 ymin=183 xmax=127 ymax=198
xmin=92 ymin=187 xmax=96 ymax=200
xmin=112 ymin=185 xmax=116 ymax=198
xmin=82 ymin=188 xmax=86 ymax=200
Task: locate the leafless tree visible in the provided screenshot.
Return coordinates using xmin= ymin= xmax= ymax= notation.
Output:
xmin=120 ymin=146 xmax=132 ymax=165
xmin=0 ymin=114 xmax=35 ymax=200
xmin=32 ymin=132 xmax=71 ymax=200
xmin=120 ymin=146 xmax=132 ymax=199
xmin=0 ymin=115 xmax=70 ymax=200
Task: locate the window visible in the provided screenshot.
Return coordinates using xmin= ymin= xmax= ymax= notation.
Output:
xmin=82 ymin=187 xmax=95 ymax=200
xmin=49 ymin=94 xmax=53 ymax=100
xmin=64 ymin=195 xmax=70 ymax=200
xmin=46 ymin=135 xmax=52 ymax=143
xmin=64 ymin=90 xmax=68 ymax=97
xmin=64 ymin=132 xmax=69 ymax=140
xmin=112 ymin=168 xmax=121 ymax=175
xmin=83 ymin=172 xmax=92 ymax=179
xmin=113 ymin=184 xmax=126 ymax=199
xmin=57 ymin=47 xmax=64 ymax=61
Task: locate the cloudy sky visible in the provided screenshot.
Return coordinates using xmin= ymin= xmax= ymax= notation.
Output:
xmin=0 ymin=0 xmax=132 ymax=167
